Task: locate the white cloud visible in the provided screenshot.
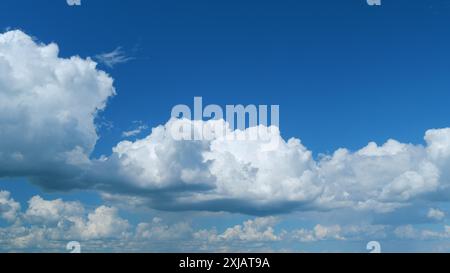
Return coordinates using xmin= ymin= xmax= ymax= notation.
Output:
xmin=195 ymin=217 xmax=280 ymax=243
xmin=0 ymin=190 xmax=20 ymax=222
xmin=122 ymin=124 xmax=149 ymax=138
xmin=135 ymin=217 xmax=192 ymax=241
xmin=394 ymin=225 xmax=417 ymax=239
xmin=95 ymin=47 xmax=133 ymax=68
xmin=25 ymin=196 xmax=84 ymax=224
xmin=292 ymin=224 xmax=344 ymax=242
xmin=103 ymin=119 xmax=217 ymax=190
xmin=0 ymin=189 xmax=447 ymax=252
xmin=93 ymin=118 xmax=322 ymax=214
xmin=317 ymin=139 xmax=440 ymax=212
xmin=70 ymin=206 xmax=130 ymax=240
xmin=0 ymin=192 xmax=282 ymax=251
xmin=427 ymin=208 xmax=446 ymax=221
xmin=395 ymin=225 xmax=450 ymax=240
xmin=0 ymin=30 xmax=115 ymax=189
xmin=90 ymin=118 xmax=450 ymax=215
xmin=0 ymin=193 xmax=130 ymax=250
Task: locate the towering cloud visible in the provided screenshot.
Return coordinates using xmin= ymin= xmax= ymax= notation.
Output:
xmin=0 ymin=30 xmax=115 ymax=188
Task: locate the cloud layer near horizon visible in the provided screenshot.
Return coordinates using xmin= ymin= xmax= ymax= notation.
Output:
xmin=1 ymin=190 xmax=449 ymax=252
xmin=1 ymin=30 xmax=450 ymax=216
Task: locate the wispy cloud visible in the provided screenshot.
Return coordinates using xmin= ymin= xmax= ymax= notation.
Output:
xmin=95 ymin=47 xmax=134 ymax=68
xmin=122 ymin=122 xmax=148 ymax=138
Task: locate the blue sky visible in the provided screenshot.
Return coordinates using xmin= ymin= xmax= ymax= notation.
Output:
xmin=5 ymin=0 xmax=450 ymax=153
xmin=1 ymin=0 xmax=450 ymax=252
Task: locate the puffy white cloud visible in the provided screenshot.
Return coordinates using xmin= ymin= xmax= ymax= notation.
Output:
xmin=104 ymin=119 xmax=216 ymax=191
xmin=0 ymin=193 xmax=130 ymax=249
xmin=93 ymin=118 xmax=322 ymax=214
xmin=425 ymin=128 xmax=450 ymax=160
xmin=427 ymin=208 xmax=446 ymax=221
xmin=24 ymin=197 xmax=130 ymax=240
xmin=195 ymin=217 xmax=279 ymax=243
xmin=70 ymin=206 xmax=130 ymax=240
xmin=204 ymin=123 xmax=320 ymax=204
xmin=292 ymin=224 xmax=344 ymax=242
xmin=1 ymin=192 xmax=286 ymax=251
xmin=122 ymin=122 xmax=149 ymax=138
xmin=25 ymin=196 xmax=84 ymax=224
xmin=0 ymin=30 xmax=115 ymax=189
xmin=317 ymin=139 xmax=440 ymax=212
xmin=135 ymin=217 xmax=192 ymax=241
xmin=91 ymin=118 xmax=450 ymax=215
xmin=0 ymin=190 xmax=21 ymax=222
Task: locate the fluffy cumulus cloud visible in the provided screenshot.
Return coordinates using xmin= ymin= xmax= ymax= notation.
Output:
xmin=194 ymin=217 xmax=280 ymax=243
xmin=316 ymin=139 xmax=441 ymax=213
xmin=292 ymin=224 xmax=344 ymax=242
xmin=73 ymin=206 xmax=130 ymax=240
xmin=2 ymin=30 xmax=450 ymax=218
xmin=90 ymin=118 xmax=322 ymax=214
xmin=0 ymin=30 xmax=115 ymax=189
xmin=89 ymin=118 xmax=450 ymax=216
xmin=0 ymin=190 xmax=130 ymax=251
xmin=25 ymin=196 xmax=84 ymax=224
xmin=427 ymin=208 xmax=446 ymax=221
xmin=135 ymin=217 xmax=192 ymax=241
xmin=23 ymin=196 xmax=129 ymax=240
xmin=0 ymin=190 xmax=21 ymax=222
xmin=0 ymin=190 xmax=286 ymax=252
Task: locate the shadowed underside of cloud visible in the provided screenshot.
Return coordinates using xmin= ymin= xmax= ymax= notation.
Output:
xmin=1 ymin=30 xmax=450 ymax=216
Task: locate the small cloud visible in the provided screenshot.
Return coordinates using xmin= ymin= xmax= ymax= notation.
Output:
xmin=95 ymin=47 xmax=134 ymax=68
xmin=67 ymin=0 xmax=81 ymax=6
xmin=394 ymin=225 xmax=417 ymax=239
xmin=427 ymin=208 xmax=446 ymax=221
xmin=122 ymin=122 xmax=148 ymax=138
xmin=292 ymin=224 xmax=344 ymax=242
